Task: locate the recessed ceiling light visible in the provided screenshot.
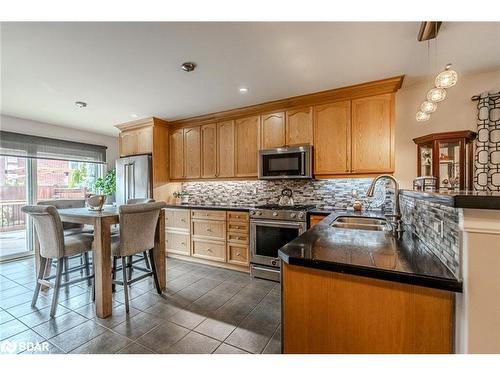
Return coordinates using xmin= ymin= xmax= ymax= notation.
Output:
xmin=181 ymin=62 xmax=196 ymax=72
xmin=239 ymin=87 xmax=249 ymax=94
xmin=75 ymin=101 xmax=87 ymax=108
xmin=130 ymin=114 xmax=139 ymax=118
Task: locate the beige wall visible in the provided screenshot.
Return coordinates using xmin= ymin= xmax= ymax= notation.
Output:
xmin=0 ymin=114 xmax=119 ymax=170
xmin=394 ymin=68 xmax=500 ymax=189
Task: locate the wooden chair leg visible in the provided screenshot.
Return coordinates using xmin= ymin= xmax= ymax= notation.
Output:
xmin=148 ymin=249 xmax=161 ymax=295
xmin=121 ymin=257 xmax=130 ymax=313
xmin=32 ymin=256 xmax=48 ymax=307
xmin=50 ymin=259 xmax=64 ymax=318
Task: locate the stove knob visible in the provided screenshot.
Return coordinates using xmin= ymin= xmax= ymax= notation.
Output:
xmin=257 ymin=211 xmax=262 ymax=216
xmin=272 ymin=211 xmax=278 ymax=217
xmin=290 ymin=213 xmax=296 ymax=218
xmin=298 ymin=212 xmax=305 ymax=219
xmin=250 ymin=210 xmax=255 ymax=216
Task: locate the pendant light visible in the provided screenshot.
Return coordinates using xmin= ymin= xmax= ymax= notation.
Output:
xmin=426 ymin=87 xmax=447 ymax=102
xmin=416 ymin=111 xmax=431 ymax=122
xmin=435 ymin=63 xmax=458 ymax=88
xmin=420 ymin=101 xmax=437 ymax=113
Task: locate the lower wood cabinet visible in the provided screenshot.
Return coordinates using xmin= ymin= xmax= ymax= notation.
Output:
xmin=165 ymin=208 xmax=250 ymax=271
xmin=309 ymin=214 xmax=326 ymax=228
xmin=192 ymin=238 xmax=226 ymax=262
xmin=166 ymin=231 xmax=190 ymax=256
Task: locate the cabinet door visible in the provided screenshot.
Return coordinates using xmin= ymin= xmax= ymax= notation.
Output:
xmin=120 ymin=131 xmax=138 ymax=157
xmin=201 ymin=123 xmax=217 ymax=178
xmin=169 ymin=129 xmax=184 ymax=179
xmin=184 ymin=126 xmax=201 ymax=179
xmin=235 ymin=116 xmax=260 ymax=177
xmin=286 ymin=107 xmax=313 ymax=146
xmin=351 ymin=94 xmax=394 ymax=174
xmin=313 ymin=101 xmax=351 ymax=175
xmin=136 ymin=126 xmax=153 ymax=154
xmin=261 ymin=112 xmax=285 ymax=148
xmin=217 ymin=120 xmax=235 ymax=178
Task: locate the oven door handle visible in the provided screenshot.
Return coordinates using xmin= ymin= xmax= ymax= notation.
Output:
xmin=250 ymin=219 xmax=305 ymax=229
xmin=301 ymin=152 xmax=305 ymax=175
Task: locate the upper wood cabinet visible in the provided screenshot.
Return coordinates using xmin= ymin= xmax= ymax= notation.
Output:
xmin=235 ymin=116 xmax=260 ymax=177
xmin=119 ymin=126 xmax=153 ymax=157
xmin=261 ymin=112 xmax=285 ymax=148
xmin=201 ymin=124 xmax=217 ymax=178
xmin=217 ymin=120 xmax=235 ymax=178
xmin=184 ymin=127 xmax=201 ymax=179
xmin=169 ymin=128 xmax=184 ymax=180
xmin=351 ymin=94 xmax=394 ymax=174
xmin=286 ymin=107 xmax=313 ymax=146
xmin=314 ymin=101 xmax=351 ymax=175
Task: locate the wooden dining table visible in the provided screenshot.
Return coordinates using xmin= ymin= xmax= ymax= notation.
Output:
xmin=34 ymin=206 xmax=166 ymax=318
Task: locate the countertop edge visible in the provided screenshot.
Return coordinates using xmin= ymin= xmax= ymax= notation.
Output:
xmin=278 ymin=251 xmax=463 ymax=293
xmin=164 ymin=204 xmax=252 ymax=212
xmin=400 ymin=189 xmax=500 ymax=210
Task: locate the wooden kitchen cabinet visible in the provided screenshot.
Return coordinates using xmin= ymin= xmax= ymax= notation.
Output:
xmin=235 ymin=115 xmax=260 ymax=177
xmin=286 ymin=107 xmax=313 ymax=146
xmin=216 ymin=120 xmax=235 ymax=178
xmin=314 ymin=101 xmax=351 ymax=175
xmin=261 ymin=112 xmax=285 ymax=148
xmin=309 ymin=214 xmax=326 ymax=228
xmin=165 ymin=208 xmax=191 ymax=257
xmin=169 ymin=128 xmax=184 ymax=180
xmin=119 ymin=125 xmax=153 ymax=157
xmin=201 ymin=123 xmax=217 ymax=178
xmin=351 ymin=94 xmax=394 ymax=174
xmin=184 ymin=126 xmax=201 ymax=179
xmin=282 ymin=263 xmax=454 ymax=354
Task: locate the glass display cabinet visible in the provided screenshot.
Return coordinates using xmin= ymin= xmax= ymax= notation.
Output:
xmin=413 ymin=131 xmax=477 ymax=190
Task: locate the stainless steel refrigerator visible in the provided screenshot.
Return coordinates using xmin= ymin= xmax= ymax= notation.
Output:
xmin=115 ymin=155 xmax=152 ymax=205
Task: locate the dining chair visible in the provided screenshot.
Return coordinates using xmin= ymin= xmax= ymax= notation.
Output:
xmin=21 ymin=205 xmax=94 ymax=317
xmin=111 ymin=201 xmax=166 ymax=312
xmin=111 ymin=198 xmax=155 ymax=289
xmin=38 ymin=199 xmax=92 ymax=284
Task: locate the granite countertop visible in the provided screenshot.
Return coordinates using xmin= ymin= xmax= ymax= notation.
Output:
xmin=165 ymin=203 xmax=257 ymax=211
xmin=278 ymin=210 xmax=462 ymax=293
xmin=400 ymin=189 xmax=500 ymax=210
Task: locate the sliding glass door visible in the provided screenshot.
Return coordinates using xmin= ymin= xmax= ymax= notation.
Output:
xmin=0 ymin=157 xmax=104 ymax=261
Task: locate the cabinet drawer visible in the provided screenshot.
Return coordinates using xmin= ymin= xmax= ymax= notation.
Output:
xmin=191 ymin=209 xmax=226 ymax=221
xmin=166 ymin=231 xmax=190 ymax=256
xmin=192 ymin=219 xmax=225 ymax=240
xmin=165 ymin=209 xmax=190 ymax=231
xmin=227 ymin=232 xmax=249 ymax=244
xmin=192 ymin=239 xmax=226 ymax=262
xmin=227 ymin=221 xmax=249 ymax=233
xmin=226 ymin=211 xmax=248 ymax=222
xmin=227 ymin=243 xmax=249 ymax=266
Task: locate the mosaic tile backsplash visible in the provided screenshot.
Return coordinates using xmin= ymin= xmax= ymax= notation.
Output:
xmin=400 ymin=194 xmax=461 ymax=277
xmin=181 ymin=178 xmax=392 ymax=210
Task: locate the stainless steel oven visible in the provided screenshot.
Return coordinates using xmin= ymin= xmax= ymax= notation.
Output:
xmin=249 ymin=205 xmax=310 ymax=281
xmin=258 ymin=145 xmax=313 ymax=179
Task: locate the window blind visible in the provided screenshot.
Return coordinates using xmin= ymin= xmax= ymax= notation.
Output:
xmin=0 ymin=131 xmax=107 ymax=164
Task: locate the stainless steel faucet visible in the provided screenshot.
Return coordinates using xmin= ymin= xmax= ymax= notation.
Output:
xmin=366 ymin=174 xmax=403 ymax=236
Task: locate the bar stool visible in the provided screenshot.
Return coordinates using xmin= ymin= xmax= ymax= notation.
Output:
xmin=21 ymin=205 xmax=94 ymax=317
xmin=110 ymin=201 xmax=166 ymax=312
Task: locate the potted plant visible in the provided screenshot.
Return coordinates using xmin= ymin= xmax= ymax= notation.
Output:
xmin=89 ymin=169 xmax=116 ymax=210
xmin=173 ymin=190 xmax=190 ymax=204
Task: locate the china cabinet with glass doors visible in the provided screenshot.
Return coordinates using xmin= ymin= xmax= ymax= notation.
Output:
xmin=413 ymin=131 xmax=476 ymax=190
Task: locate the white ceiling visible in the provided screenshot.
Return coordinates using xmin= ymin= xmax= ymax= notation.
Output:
xmin=1 ymin=22 xmax=499 ymax=136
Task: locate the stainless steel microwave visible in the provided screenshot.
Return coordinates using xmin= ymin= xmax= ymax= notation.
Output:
xmin=258 ymin=145 xmax=313 ymax=179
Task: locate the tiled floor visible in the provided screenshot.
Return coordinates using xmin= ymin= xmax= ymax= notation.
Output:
xmin=0 ymin=256 xmax=281 ymax=354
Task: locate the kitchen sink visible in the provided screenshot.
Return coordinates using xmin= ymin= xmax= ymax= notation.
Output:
xmin=330 ymin=216 xmax=388 ymax=231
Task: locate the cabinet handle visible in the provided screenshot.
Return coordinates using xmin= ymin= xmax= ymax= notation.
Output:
xmin=236 ymin=237 xmax=241 ymax=240
xmin=235 ymin=215 xmax=240 ymax=218
xmin=235 ymin=226 xmax=240 ymax=229
xmin=181 ymin=218 xmax=186 ymax=222
xmin=207 ymin=248 xmax=212 ymax=252
xmin=181 ymin=242 xmax=185 ymax=245
xmin=236 ymin=253 xmax=241 ymax=257
xmin=206 ymin=228 xmax=212 ymax=232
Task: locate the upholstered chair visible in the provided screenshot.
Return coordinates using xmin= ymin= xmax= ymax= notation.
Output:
xmin=38 ymin=199 xmax=92 ymax=284
xmin=21 ymin=205 xmax=94 ymax=317
xmin=112 ymin=198 xmax=156 ymax=286
xmin=111 ymin=201 xmax=166 ymax=312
